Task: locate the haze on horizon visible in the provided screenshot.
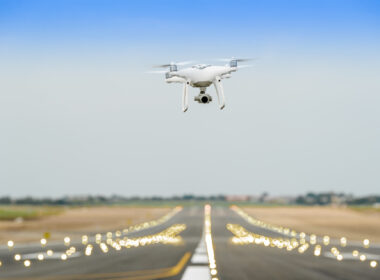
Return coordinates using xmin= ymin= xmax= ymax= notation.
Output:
xmin=0 ymin=0 xmax=379 ymax=197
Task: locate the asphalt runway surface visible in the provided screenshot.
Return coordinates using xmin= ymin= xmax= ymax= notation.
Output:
xmin=0 ymin=206 xmax=379 ymax=280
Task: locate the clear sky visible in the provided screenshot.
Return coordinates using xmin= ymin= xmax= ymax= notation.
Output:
xmin=0 ymin=0 xmax=379 ymax=197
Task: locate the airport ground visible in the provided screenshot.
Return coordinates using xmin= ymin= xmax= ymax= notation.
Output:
xmin=0 ymin=204 xmax=379 ymax=279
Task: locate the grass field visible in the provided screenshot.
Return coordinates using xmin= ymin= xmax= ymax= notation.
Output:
xmin=0 ymin=205 xmax=171 ymax=244
xmin=242 ymin=206 xmax=380 ymax=242
xmin=0 ymin=206 xmax=63 ymax=221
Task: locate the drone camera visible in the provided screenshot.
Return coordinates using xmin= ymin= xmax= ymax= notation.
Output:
xmin=194 ymin=93 xmax=212 ymax=104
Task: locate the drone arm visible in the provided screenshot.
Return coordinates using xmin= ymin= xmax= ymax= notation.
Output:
xmin=182 ymin=82 xmax=189 ymax=112
xmin=213 ymin=76 xmax=225 ymax=110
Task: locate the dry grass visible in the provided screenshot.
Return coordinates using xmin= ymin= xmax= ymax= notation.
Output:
xmin=242 ymin=206 xmax=380 ymax=242
xmin=0 ymin=206 xmax=171 ymax=244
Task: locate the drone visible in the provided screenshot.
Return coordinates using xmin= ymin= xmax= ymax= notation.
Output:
xmin=150 ymin=58 xmax=251 ymax=112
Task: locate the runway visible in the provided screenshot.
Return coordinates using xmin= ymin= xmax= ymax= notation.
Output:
xmin=0 ymin=206 xmax=378 ymax=280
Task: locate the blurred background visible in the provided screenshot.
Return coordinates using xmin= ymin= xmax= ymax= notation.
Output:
xmin=0 ymin=1 xmax=379 ymax=279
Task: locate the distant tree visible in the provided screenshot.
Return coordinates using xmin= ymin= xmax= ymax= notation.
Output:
xmin=0 ymin=196 xmax=11 ymax=204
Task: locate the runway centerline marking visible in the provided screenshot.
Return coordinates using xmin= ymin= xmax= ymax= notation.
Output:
xmin=181 ymin=205 xmax=215 ymax=280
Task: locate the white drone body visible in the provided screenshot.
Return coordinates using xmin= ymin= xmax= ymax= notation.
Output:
xmin=154 ymin=58 xmax=249 ymax=112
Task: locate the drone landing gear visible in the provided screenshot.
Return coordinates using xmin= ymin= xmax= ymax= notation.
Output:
xmin=213 ymin=77 xmax=225 ymax=110
xmin=182 ymin=82 xmax=189 ymax=112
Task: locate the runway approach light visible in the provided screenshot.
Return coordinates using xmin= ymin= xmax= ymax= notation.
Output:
xmin=340 ymin=237 xmax=347 ymax=247
xmin=40 ymin=238 xmax=47 ymax=246
xmin=314 ymin=245 xmax=321 ymax=256
xmin=323 ymin=236 xmax=330 ymax=246
xmin=363 ymin=239 xmax=370 ymax=248
xmin=38 ymin=254 xmax=44 ymax=261
xmin=85 ymin=245 xmax=93 ymax=256
xmin=352 ymin=250 xmax=359 ymax=257
xmin=310 ymin=234 xmax=317 ymax=245
xmin=82 ymin=235 xmax=88 ymax=245
xmin=14 ymin=254 xmax=21 ymax=261
xmin=61 ymin=254 xmax=67 ymax=261
xmin=24 ymin=260 xmax=31 ymax=267
xmin=47 ymin=250 xmax=53 ymax=256
xmin=360 ymin=254 xmax=366 ymax=261
xmin=370 ymin=261 xmax=377 ymax=268
xmin=64 ymin=237 xmax=70 ymax=246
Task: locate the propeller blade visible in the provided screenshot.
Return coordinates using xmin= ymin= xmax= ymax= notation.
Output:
xmin=235 ymin=58 xmax=252 ymax=62
xmin=237 ymin=65 xmax=253 ymax=69
xmin=153 ymin=64 xmax=171 ymax=68
xmin=153 ymin=61 xmax=194 ymax=68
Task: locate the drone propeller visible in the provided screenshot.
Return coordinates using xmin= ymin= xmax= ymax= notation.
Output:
xmin=153 ymin=61 xmax=194 ymax=68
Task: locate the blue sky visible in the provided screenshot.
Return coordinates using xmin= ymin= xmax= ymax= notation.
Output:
xmin=0 ymin=0 xmax=379 ymax=197
xmin=1 ymin=0 xmax=379 ymax=60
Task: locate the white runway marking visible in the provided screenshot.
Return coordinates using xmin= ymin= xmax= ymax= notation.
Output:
xmin=190 ymin=235 xmax=209 ymax=265
xmin=181 ymin=267 xmax=211 ymax=280
xmin=191 ymin=254 xmax=209 ymax=264
xmin=181 ymin=221 xmax=211 ymax=279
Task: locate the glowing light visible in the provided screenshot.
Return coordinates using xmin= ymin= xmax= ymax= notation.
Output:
xmin=314 ymin=245 xmax=321 ymax=256
xmin=331 ymin=247 xmax=339 ymax=257
xmin=340 ymin=237 xmax=347 ymax=247
xmin=64 ymin=237 xmax=70 ymax=246
xmin=310 ymin=234 xmax=317 ymax=245
xmin=337 ymin=255 xmax=343 ymax=261
xmin=360 ymin=254 xmax=366 ymax=261
xmin=205 ymin=205 xmax=218 ymax=279
xmin=85 ymin=245 xmax=93 ymax=256
xmin=0 ymin=261 xmax=2 ymax=267
xmin=14 ymin=254 xmax=21 ymax=261
xmin=66 ymin=246 xmax=76 ymax=256
xmin=95 ymin=234 xmax=102 ymax=244
xmin=352 ymin=250 xmax=359 ymax=257
xmin=38 ymin=254 xmax=44 ymax=261
xmin=100 ymin=243 xmax=109 ymax=253
xmin=298 ymin=244 xmax=309 ymax=254
xmin=82 ymin=235 xmax=88 ymax=245
xmin=7 ymin=240 xmax=14 ymax=248
xmin=47 ymin=250 xmax=53 ymax=256
xmin=370 ymin=261 xmax=377 ymax=268
xmin=24 ymin=260 xmax=31 ymax=267
xmin=61 ymin=254 xmax=67 ymax=260
xmin=323 ymin=236 xmax=330 ymax=246
xmin=40 ymin=238 xmax=47 ymax=246
xmin=363 ymin=239 xmax=370 ymax=248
